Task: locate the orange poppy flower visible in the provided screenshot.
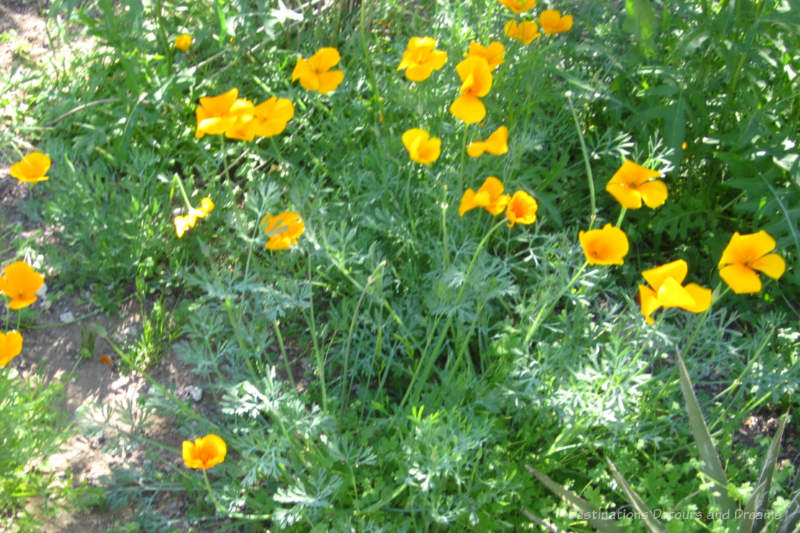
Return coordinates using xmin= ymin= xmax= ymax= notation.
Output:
xmin=718 ymin=231 xmax=785 ymax=293
xmin=292 ymin=48 xmax=344 ymax=94
xmin=0 ymin=330 xmax=23 ymax=367
xmin=506 ymin=190 xmax=538 ymax=227
xmin=605 ymin=159 xmax=667 ymax=209
xmin=10 ymin=152 xmax=51 ymax=183
xmin=579 ymin=224 xmax=629 ymax=265
xmin=638 ymin=259 xmax=712 ymax=324
xmin=467 ymin=126 xmax=508 ymax=157
xmin=182 ymin=434 xmax=227 ymax=470
xmin=539 ymin=10 xmax=573 ymax=34
xmin=450 ymin=56 xmax=492 ymax=124
xmin=459 ymin=177 xmax=511 ymax=216
xmin=0 ymin=261 xmax=45 ymax=309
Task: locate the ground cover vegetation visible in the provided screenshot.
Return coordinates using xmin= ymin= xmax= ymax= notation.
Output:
xmin=2 ymin=0 xmax=800 ymax=530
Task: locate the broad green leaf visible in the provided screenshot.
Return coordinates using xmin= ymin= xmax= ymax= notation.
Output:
xmin=526 ymin=465 xmax=626 ymax=533
xmin=676 ymin=352 xmax=738 ymax=517
xmin=605 ymin=457 xmax=667 ymax=533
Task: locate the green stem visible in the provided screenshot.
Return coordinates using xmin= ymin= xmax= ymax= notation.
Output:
xmin=401 ymin=218 xmax=506 ymax=408
xmin=568 ymin=96 xmax=596 ymax=228
xmin=360 ymin=0 xmax=384 ymax=122
xmin=273 ymin=320 xmax=295 ymax=390
xmin=457 ymin=125 xmax=470 ymax=194
xmin=220 ymin=136 xmax=231 ymax=181
xmin=154 ymin=0 xmax=173 ymax=72
xmin=615 ymin=207 xmax=627 ymax=228
xmin=306 ymin=257 xmax=328 ymax=411
xmin=172 ymin=173 xmax=194 ymax=211
xmin=524 ymin=260 xmax=588 ymax=344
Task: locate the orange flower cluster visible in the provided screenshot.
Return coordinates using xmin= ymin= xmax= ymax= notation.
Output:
xmin=0 ymin=260 xmax=45 ymax=367
xmin=459 ymin=177 xmax=538 ymax=228
xmin=575 ymin=157 xmax=787 ymax=324
xmin=195 ymin=88 xmax=294 ymax=141
xmin=498 ymin=0 xmax=572 ymax=45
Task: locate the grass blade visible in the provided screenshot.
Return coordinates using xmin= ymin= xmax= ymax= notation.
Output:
xmin=676 ymin=351 xmax=738 ymax=517
xmin=739 ymin=414 xmax=787 ymax=533
xmin=526 ymin=465 xmax=626 ymax=533
xmin=605 ymin=456 xmax=666 ymax=532
xmin=776 ymin=489 xmax=800 ymax=533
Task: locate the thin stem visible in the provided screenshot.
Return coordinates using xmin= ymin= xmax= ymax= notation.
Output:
xmin=567 ymin=95 xmax=596 ymax=228
xmin=306 ymin=257 xmax=328 ymax=410
xmin=273 ymin=320 xmax=295 ymax=390
xmin=524 ymin=260 xmax=589 ymax=344
xmin=360 ymin=0 xmax=384 ymax=122
xmin=401 ymin=218 xmax=506 ymax=408
xmin=457 ymin=125 xmax=470 ymax=194
xmin=615 ymin=207 xmax=627 ymax=228
xmin=172 ymin=174 xmax=194 ymax=211
xmin=220 ymin=136 xmax=231 ymax=181
xmin=154 ymin=0 xmax=173 ymax=72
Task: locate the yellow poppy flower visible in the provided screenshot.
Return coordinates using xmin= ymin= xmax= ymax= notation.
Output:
xmin=262 ymin=211 xmax=305 ymax=250
xmin=0 ymin=330 xmax=23 ymax=367
xmin=465 ymin=41 xmax=504 ymax=70
xmin=402 ymin=128 xmax=441 ymax=165
xmin=198 ymin=197 xmax=215 ymax=216
xmin=0 ymin=261 xmax=45 ymax=310
xmin=450 ymin=56 xmax=492 ymax=124
xmin=252 ymin=96 xmax=294 ymax=138
xmin=459 ymin=176 xmax=510 ymax=216
xmin=195 ymin=88 xmax=239 ymax=138
xmin=638 ymin=259 xmax=712 ymax=324
xmin=9 ymin=152 xmax=51 ymax=183
xmin=579 ymin=224 xmax=629 ymax=265
xmin=506 ymin=190 xmax=538 ymax=227
xmin=174 ymin=197 xmax=214 ymax=238
xmin=397 ymin=37 xmax=447 ymax=82
xmin=182 ymin=434 xmax=227 ymax=470
xmin=292 ymin=47 xmax=344 ymax=94
xmin=174 ymin=34 xmax=192 ymax=51
xmin=605 ymin=159 xmax=667 ymax=209
xmin=504 ymin=20 xmax=541 ymax=45
xmin=718 ymin=231 xmax=786 ymax=293
xmin=174 ymin=213 xmax=197 ymax=238
xmin=467 ymin=126 xmax=508 ymax=157
xmin=539 ymin=9 xmax=573 ymax=34
xmin=498 ymin=0 xmax=536 ymax=14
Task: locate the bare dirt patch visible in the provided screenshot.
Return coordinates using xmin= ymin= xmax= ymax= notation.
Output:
xmin=2 ymin=3 xmax=217 ymax=531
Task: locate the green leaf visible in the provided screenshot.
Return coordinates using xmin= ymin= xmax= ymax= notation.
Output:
xmin=526 ymin=465 xmax=626 ymax=533
xmin=675 ymin=352 xmax=738 ymax=517
xmin=625 ymin=0 xmax=658 ymax=56
xmin=739 ymin=414 xmax=787 ymax=533
xmin=776 ymin=489 xmax=800 ymax=533
xmin=605 ymin=457 xmax=667 ymax=533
